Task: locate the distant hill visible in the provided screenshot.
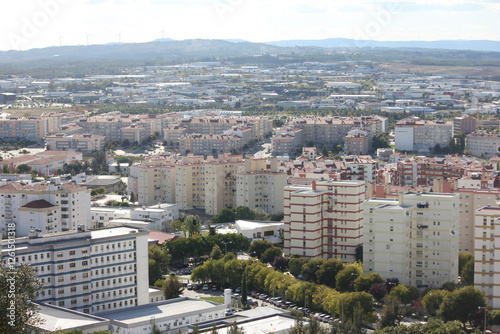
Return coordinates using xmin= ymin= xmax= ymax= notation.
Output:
xmin=266 ymin=38 xmax=500 ymax=52
xmin=0 ymin=39 xmax=284 ymax=64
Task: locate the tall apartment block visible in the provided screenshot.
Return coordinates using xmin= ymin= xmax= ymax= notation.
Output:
xmin=1 ymin=226 xmax=149 ymax=315
xmin=363 ymin=192 xmax=460 ymax=289
xmin=283 ymin=180 xmax=365 ymax=261
xmin=0 ymin=178 xmax=91 ymax=237
xmin=236 ymin=158 xmax=287 ymax=215
xmin=474 ymin=206 xmax=500 ymax=309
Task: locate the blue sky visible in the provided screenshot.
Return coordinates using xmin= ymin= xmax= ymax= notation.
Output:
xmin=1 ymin=0 xmax=499 ymax=51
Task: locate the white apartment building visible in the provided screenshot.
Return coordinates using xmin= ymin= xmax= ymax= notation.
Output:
xmin=0 ymin=178 xmax=91 ymax=237
xmin=474 ymin=206 xmax=500 ymax=309
xmin=45 ymin=133 xmax=106 ymax=153
xmin=283 ymin=180 xmax=365 ymax=261
xmin=363 ymin=192 xmax=460 ymax=289
xmin=236 ymin=158 xmax=287 ymax=215
xmin=466 ymin=133 xmax=500 ymax=158
xmin=395 ymin=117 xmax=453 ymax=152
xmin=1 ymin=226 xmax=149 ymax=315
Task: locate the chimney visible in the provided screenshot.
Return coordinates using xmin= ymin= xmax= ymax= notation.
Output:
xmin=312 ymin=180 xmax=316 ymax=191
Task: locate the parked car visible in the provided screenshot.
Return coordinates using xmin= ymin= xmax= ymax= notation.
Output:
xmin=203 ymin=284 xmax=209 ymax=291
xmin=235 ymin=287 xmax=241 ymax=293
xmin=192 ymin=284 xmax=200 ymax=290
xmin=212 ymin=286 xmax=218 ymax=291
xmin=187 ymin=283 xmax=193 ymax=290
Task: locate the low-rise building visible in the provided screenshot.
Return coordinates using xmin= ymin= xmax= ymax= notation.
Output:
xmin=466 ymin=132 xmax=500 ymax=158
xmin=235 ymin=220 xmax=284 ymax=243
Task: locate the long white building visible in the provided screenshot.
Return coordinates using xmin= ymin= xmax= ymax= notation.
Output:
xmin=363 ymin=192 xmax=460 ymax=289
xmin=1 ymin=227 xmax=149 ymax=315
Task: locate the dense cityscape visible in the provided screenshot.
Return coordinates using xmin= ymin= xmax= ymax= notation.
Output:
xmin=1 ymin=7 xmax=500 ymax=333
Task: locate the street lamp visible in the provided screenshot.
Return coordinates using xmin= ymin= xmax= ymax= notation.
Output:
xmin=479 ymin=306 xmax=487 ymax=334
xmin=222 ymin=241 xmax=232 ymax=255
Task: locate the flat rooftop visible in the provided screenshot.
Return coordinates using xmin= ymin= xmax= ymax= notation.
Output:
xmin=98 ymin=297 xmax=222 ymax=325
xmin=36 ymin=303 xmax=109 ymax=332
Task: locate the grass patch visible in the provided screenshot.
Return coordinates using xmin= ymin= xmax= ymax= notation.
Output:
xmin=200 ymin=296 xmax=224 ymax=304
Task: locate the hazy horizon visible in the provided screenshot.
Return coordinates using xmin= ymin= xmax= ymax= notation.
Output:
xmin=2 ymin=0 xmax=499 ymax=51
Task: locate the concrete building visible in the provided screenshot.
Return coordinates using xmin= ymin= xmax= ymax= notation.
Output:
xmin=363 ymin=192 xmax=460 ymax=289
xmin=99 ymin=297 xmax=225 ymax=334
xmin=283 ymin=180 xmax=365 ymax=261
xmin=235 ymin=220 xmax=285 ymax=243
xmin=474 ymin=206 xmax=500 ymax=309
xmin=0 ymin=116 xmax=48 ymax=141
xmin=272 ymin=127 xmax=304 ymax=157
xmin=204 ymin=156 xmax=244 ymax=215
xmin=454 ymin=115 xmax=477 ymax=135
xmin=395 ymin=117 xmax=453 ymax=152
xmin=175 ymin=155 xmax=207 ymax=210
xmin=0 ymin=178 xmax=91 ymax=237
xmin=135 ymin=159 xmax=176 ymax=206
xmin=1 ymin=226 xmax=149 ymax=314
xmin=130 ymin=203 xmax=180 ymax=232
xmin=466 ymin=132 xmax=500 ymax=158
xmin=344 ymin=129 xmax=370 ymax=155
xmin=343 ymin=155 xmax=377 ymax=182
xmin=236 ymin=158 xmax=287 ymax=215
xmin=45 ymin=133 xmax=106 ymax=153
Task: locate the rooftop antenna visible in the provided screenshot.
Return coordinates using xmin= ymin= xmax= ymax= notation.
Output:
xmin=160 ymin=27 xmax=165 ymax=40
xmin=117 ymin=31 xmax=122 ymax=44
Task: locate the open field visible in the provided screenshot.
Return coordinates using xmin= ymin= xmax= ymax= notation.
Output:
xmin=381 ymin=63 xmax=500 ymax=80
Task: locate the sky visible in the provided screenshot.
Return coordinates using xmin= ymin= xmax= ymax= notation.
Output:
xmin=1 ymin=0 xmax=499 ymax=51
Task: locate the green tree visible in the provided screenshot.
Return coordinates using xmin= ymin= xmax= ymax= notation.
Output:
xmin=336 ymin=263 xmax=362 ymax=292
xmin=248 ymin=240 xmax=274 ymax=260
xmin=16 ymin=164 xmax=32 ymax=173
xmin=458 ymin=252 xmax=474 ymax=286
xmin=379 ymin=296 xmax=403 ymax=329
xmin=148 ymin=244 xmax=171 ymax=285
xmin=191 ymin=323 xmax=200 ymax=334
xmin=129 ymin=191 xmax=136 ymax=203
xmin=210 ymin=244 xmax=223 ymax=260
xmin=210 ymin=208 xmax=235 ymax=225
xmin=301 ymin=258 xmax=323 ymax=282
xmin=354 ymin=273 xmax=384 ymax=293
xmin=315 ymin=258 xmax=344 ymax=288
xmin=241 ymin=271 xmax=248 ymax=308
xmin=261 ymin=247 xmax=283 ymax=264
xmin=422 ymin=289 xmax=450 ymax=316
xmin=288 ymin=257 xmax=306 ymax=277
xmin=210 ymin=323 xmax=218 ymax=334
xmin=388 ymin=284 xmax=419 ymax=305
xmin=162 ymin=275 xmax=184 ymax=299
xmin=438 ymin=286 xmax=486 ymax=329
xmin=234 ymin=206 xmax=256 ymax=220
xmin=0 ymin=263 xmax=43 ymax=332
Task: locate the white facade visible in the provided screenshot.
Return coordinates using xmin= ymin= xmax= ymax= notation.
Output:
xmin=235 ymin=220 xmax=284 ymax=243
xmin=1 ymin=227 xmax=149 ymax=315
xmin=100 ymin=298 xmax=226 ymax=334
xmin=131 ymin=203 xmax=180 ymax=232
xmin=394 ymin=127 xmax=414 ymax=151
xmin=0 ymin=178 xmax=91 ymax=238
xmin=363 ymin=192 xmax=460 ymax=289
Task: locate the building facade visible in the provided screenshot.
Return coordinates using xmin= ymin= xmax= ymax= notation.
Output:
xmin=363 ymin=192 xmax=460 ymax=289
xmin=1 ymin=227 xmax=149 ymax=315
xmin=283 ymin=180 xmax=365 ymax=262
